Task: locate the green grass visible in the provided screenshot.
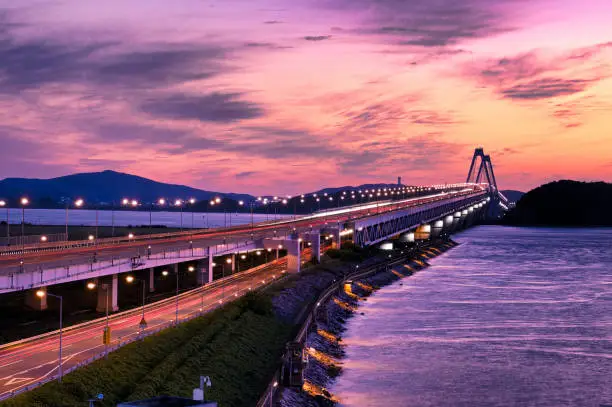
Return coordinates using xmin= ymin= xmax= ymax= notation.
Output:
xmin=1 ymin=292 xmax=292 ymax=407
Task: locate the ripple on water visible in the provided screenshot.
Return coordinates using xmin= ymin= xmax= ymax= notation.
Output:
xmin=332 ymin=226 xmax=612 ymax=407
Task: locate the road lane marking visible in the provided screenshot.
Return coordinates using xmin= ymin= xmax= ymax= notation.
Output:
xmin=0 ymin=360 xmax=23 ymax=369
xmin=4 ymin=377 xmax=33 ymax=386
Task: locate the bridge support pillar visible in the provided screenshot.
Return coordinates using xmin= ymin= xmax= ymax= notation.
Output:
xmin=414 ymin=224 xmax=431 ymax=240
xmin=196 ymin=259 xmax=212 ymax=285
xmin=431 ymin=220 xmax=444 ymax=238
xmin=452 ymin=212 xmax=462 ymax=231
xmin=444 ymin=215 xmax=454 ymax=230
xmin=97 ymin=274 xmax=119 ymax=313
xmin=285 ymin=238 xmax=301 ymax=273
xmin=399 ymin=232 xmax=415 ymax=243
xmin=25 ymin=287 xmax=47 ymax=310
xmin=309 ymin=231 xmax=321 ymax=263
xmin=231 ymin=253 xmax=236 ymax=273
xmin=149 ymin=268 xmax=155 ymax=292
xmin=332 ymin=228 xmax=341 ymax=249
xmin=208 ymin=251 xmax=214 ymax=283
xmin=465 ymin=207 xmax=475 ymax=227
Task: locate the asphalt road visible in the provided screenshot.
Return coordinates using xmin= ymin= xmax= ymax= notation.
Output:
xmin=0 ymin=253 xmax=295 ymax=400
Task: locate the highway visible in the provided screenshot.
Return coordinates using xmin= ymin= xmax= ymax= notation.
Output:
xmin=0 ymin=253 xmax=296 ymax=400
xmin=0 ymin=186 xmax=483 ymax=275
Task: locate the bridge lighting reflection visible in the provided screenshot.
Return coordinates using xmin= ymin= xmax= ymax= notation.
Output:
xmin=174 ymin=199 xmax=182 ymax=206
xmin=240 ymin=254 xmax=246 ymax=259
xmin=131 ymin=200 xmax=138 ymax=207
xmin=88 ymin=235 xmax=94 ymax=241
xmin=20 ymin=197 xmax=29 ymax=205
xmin=238 ymin=200 xmax=244 ymax=206
xmin=188 ymin=198 xmax=196 ymax=204
xmin=158 ymin=198 xmax=166 ymax=205
xmin=128 ymin=233 xmax=134 ymax=239
xmin=0 ymin=200 xmax=5 ymax=207
xmin=75 ymin=199 xmax=84 ymax=207
xmin=267 ymin=248 xmax=272 ymax=252
xmin=162 ymin=270 xmax=169 ymax=276
xmin=125 ymin=275 xmax=135 ymax=283
xmin=188 ymin=266 xmax=195 ymax=272
xmin=226 ymin=258 xmax=232 ymax=264
xmin=35 ymin=289 xmax=46 ymax=298
xmin=122 ymin=198 xmax=129 ymax=205
xmin=40 ymin=235 xmax=48 ymax=242
xmin=256 ymin=250 xmax=261 ymax=255
xmin=86 ymin=282 xmax=96 ymax=290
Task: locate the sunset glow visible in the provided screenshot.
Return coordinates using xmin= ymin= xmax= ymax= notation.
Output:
xmin=1 ymin=0 xmax=611 ymax=194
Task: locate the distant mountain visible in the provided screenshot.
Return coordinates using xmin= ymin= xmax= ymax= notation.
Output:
xmin=0 ymin=170 xmax=253 ymax=208
xmin=502 ymin=180 xmax=612 ymax=226
xmin=501 ymin=190 xmax=524 ymax=204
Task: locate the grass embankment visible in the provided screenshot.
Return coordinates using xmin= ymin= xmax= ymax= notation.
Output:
xmin=1 ymin=244 xmax=380 ymax=407
xmin=2 ymin=293 xmax=291 ymax=407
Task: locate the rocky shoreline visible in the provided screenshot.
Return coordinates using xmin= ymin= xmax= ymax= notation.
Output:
xmin=279 ymin=240 xmax=459 ymax=406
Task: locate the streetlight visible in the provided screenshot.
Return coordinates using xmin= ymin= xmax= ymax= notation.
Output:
xmin=175 ymin=199 xmax=183 ymax=231
xmin=91 ymin=282 xmax=112 ymax=357
xmin=36 ymin=289 xmax=63 ymax=382
xmin=20 ymin=197 xmax=28 ymax=252
xmin=188 ymin=198 xmax=196 ymax=229
xmin=125 ymin=275 xmax=147 ymax=332
xmin=0 ymin=200 xmax=8 ymax=245
xmin=64 ymin=198 xmax=84 ymax=241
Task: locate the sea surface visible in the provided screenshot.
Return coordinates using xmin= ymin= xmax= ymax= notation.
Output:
xmin=332 ymin=226 xmax=612 ymax=407
xmin=0 ymin=208 xmax=288 ymax=229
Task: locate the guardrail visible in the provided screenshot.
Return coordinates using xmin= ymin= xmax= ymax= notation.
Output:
xmin=0 ymin=187 xmax=483 ymax=258
xmin=0 ymin=240 xmax=264 ymax=292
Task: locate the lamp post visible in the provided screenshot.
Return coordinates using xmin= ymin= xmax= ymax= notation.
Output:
xmin=98 ymin=283 xmax=111 ymax=357
xmin=188 ymin=198 xmax=196 ymax=229
xmin=174 ymin=199 xmax=183 ymax=231
xmin=65 ymin=198 xmax=84 ymax=241
xmin=0 ymin=200 xmax=8 ymax=246
xmin=20 ymin=197 xmax=28 ymax=252
xmin=36 ymin=289 xmax=63 ymax=382
xmin=125 ymin=275 xmax=147 ymax=333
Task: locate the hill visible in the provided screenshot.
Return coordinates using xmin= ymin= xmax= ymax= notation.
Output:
xmin=500 ymin=189 xmax=524 ymax=204
xmin=0 ymin=170 xmax=253 ymax=208
xmin=502 ymin=180 xmax=612 ymax=226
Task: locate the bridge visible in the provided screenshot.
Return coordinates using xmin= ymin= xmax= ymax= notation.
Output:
xmin=0 ymin=149 xmax=506 ymax=305
xmin=0 ymin=148 xmax=507 ymax=400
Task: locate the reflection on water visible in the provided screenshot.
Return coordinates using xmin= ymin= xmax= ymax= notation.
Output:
xmin=332 ymin=226 xmax=612 ymax=407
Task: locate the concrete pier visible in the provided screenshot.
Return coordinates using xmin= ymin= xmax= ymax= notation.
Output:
xmin=97 ymin=274 xmax=119 ymax=313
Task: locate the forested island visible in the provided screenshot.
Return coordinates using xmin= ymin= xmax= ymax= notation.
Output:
xmin=503 ymin=180 xmax=612 ymax=226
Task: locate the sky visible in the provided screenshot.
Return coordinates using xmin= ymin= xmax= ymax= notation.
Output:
xmin=0 ymin=0 xmax=611 ymax=195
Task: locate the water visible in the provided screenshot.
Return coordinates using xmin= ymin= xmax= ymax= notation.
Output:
xmin=332 ymin=226 xmax=612 ymax=407
xmin=0 ymin=208 xmax=289 ymax=229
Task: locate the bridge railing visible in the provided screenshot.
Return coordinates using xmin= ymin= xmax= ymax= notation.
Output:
xmin=0 ymin=240 xmax=262 ymax=293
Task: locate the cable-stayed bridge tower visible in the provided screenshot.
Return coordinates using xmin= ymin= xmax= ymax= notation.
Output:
xmin=466 ymin=147 xmax=509 ymax=218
